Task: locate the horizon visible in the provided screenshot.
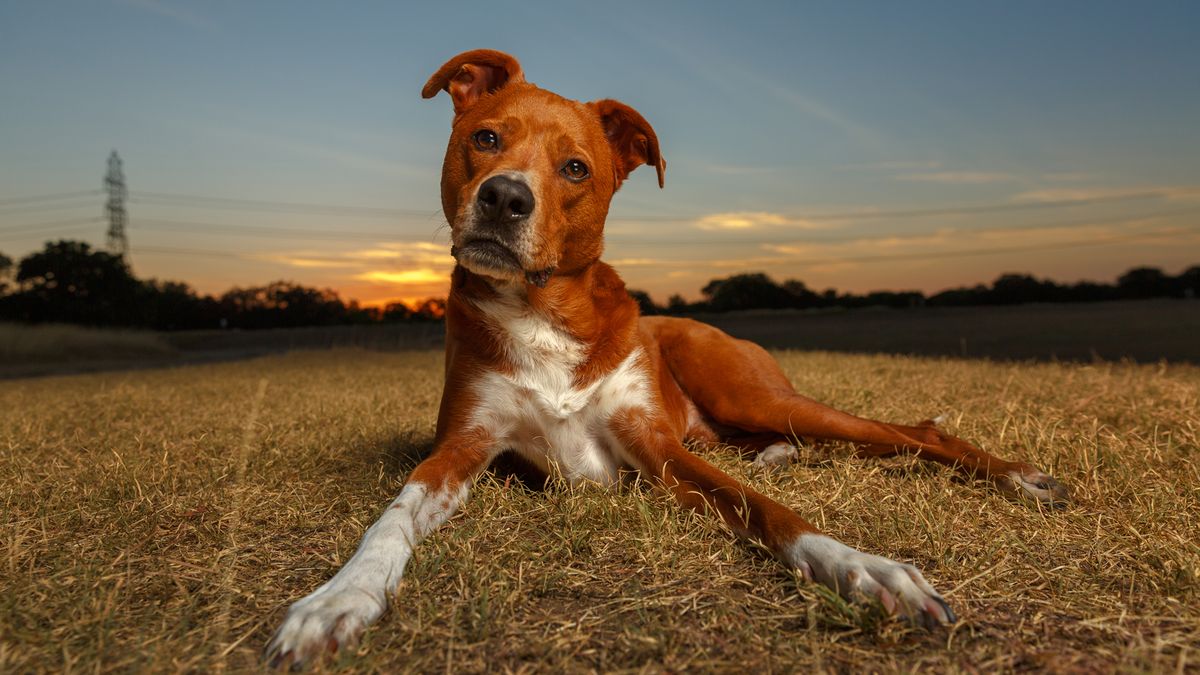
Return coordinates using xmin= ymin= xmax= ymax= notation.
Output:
xmin=3 ymin=2 xmax=1199 ymax=307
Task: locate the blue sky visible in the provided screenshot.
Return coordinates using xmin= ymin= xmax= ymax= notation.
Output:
xmin=2 ymin=0 xmax=1198 ymax=305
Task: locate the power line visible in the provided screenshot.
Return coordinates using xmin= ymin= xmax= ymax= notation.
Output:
xmin=130 ymin=190 xmax=442 ymax=219
xmin=0 ymin=189 xmax=102 ymax=206
xmin=0 ymin=198 xmax=99 ymax=216
xmin=131 ymin=218 xmax=438 ymax=242
xmin=0 ymin=217 xmax=105 ymax=236
xmin=131 ymin=245 xmax=245 ymax=259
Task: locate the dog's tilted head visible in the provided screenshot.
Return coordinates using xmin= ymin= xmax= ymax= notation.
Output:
xmin=423 ymin=49 xmax=665 ymax=288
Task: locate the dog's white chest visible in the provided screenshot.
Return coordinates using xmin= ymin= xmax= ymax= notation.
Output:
xmin=467 ymin=297 xmax=651 ymax=483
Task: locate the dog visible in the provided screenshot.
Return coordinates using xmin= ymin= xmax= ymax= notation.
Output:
xmin=266 ymin=49 xmax=1068 ymax=667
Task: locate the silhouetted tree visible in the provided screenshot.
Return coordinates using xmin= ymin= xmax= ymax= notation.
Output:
xmin=0 ymin=252 xmax=12 ymax=295
xmin=1060 ymin=280 xmax=1118 ymax=303
xmin=412 ymin=298 xmax=447 ymax=321
xmin=5 ymin=240 xmax=141 ymax=325
xmin=138 ymin=279 xmax=221 ymax=330
xmin=781 ymin=279 xmax=821 ymax=308
xmin=702 ymin=273 xmax=794 ymax=312
xmin=666 ymin=294 xmax=688 ymax=314
xmin=343 ymin=300 xmax=381 ymax=324
xmin=628 ymin=289 xmax=661 ymax=315
xmin=1175 ymin=265 xmax=1200 ymax=298
xmin=382 ymin=301 xmax=414 ymax=322
xmin=928 ymin=284 xmax=989 ymax=306
xmin=219 ymin=281 xmax=348 ymax=329
xmin=1118 ymin=267 xmax=1172 ymax=299
xmin=988 ymin=273 xmax=1060 ymax=305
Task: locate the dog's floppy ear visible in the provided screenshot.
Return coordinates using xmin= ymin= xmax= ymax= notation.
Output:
xmin=590 ymin=99 xmax=666 ymax=189
xmin=422 ymin=49 xmax=525 ymax=115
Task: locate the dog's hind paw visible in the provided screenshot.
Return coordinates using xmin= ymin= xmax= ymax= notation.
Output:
xmin=752 ymin=442 xmax=798 ymax=469
xmin=996 ymin=464 xmax=1070 ymax=508
xmin=265 ymin=585 xmax=386 ymax=670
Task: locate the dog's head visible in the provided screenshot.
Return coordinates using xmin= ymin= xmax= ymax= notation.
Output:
xmin=423 ymin=49 xmax=665 ymax=288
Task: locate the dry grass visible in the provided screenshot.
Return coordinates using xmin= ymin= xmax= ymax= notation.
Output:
xmin=1 ymin=349 xmax=1198 ymax=673
xmin=0 ymin=323 xmax=177 ymax=365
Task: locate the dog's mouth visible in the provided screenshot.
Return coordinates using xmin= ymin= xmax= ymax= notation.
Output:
xmin=452 ymin=239 xmax=557 ymax=288
xmin=454 ymin=238 xmax=523 ymax=272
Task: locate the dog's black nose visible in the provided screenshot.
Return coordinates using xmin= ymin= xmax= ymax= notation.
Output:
xmin=476 ymin=175 xmax=534 ymax=224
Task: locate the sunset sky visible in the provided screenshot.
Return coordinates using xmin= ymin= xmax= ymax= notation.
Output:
xmin=2 ymin=1 xmax=1199 ymax=307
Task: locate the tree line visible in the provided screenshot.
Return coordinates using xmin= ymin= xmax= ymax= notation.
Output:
xmin=0 ymin=240 xmax=444 ymax=330
xmin=631 ymin=266 xmax=1200 ymax=315
xmin=0 ymin=239 xmax=1195 ymax=330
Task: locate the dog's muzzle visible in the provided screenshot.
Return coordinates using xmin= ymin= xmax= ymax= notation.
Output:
xmin=452 ymin=175 xmax=556 ymax=287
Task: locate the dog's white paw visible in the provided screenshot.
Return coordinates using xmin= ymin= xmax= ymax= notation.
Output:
xmin=752 ymin=442 xmax=798 ymax=469
xmin=787 ymin=534 xmax=956 ymax=628
xmin=996 ymin=464 xmax=1070 ymax=508
xmin=265 ymin=584 xmax=387 ymax=669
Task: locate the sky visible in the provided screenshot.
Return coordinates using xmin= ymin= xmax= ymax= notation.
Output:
xmin=2 ymin=1 xmax=1199 ymax=307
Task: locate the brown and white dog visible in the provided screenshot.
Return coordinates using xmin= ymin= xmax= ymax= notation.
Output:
xmin=267 ymin=49 xmax=1068 ymax=667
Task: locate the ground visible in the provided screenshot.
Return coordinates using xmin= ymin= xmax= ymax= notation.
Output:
xmin=2 ymin=349 xmax=1198 ymax=673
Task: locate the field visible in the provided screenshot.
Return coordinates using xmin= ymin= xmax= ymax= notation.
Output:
xmin=2 ymin=346 xmax=1198 ymax=673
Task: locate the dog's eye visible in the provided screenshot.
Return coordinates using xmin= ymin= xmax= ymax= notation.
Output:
xmin=473 ymin=129 xmax=499 ymax=151
xmin=561 ymin=159 xmax=590 ymax=182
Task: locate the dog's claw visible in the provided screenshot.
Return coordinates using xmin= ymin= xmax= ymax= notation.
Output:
xmin=927 ymin=596 xmax=957 ymax=624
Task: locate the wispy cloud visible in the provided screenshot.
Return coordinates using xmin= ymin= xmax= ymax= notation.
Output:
xmin=762 ymin=214 xmax=1198 ymax=263
xmin=839 ymin=160 xmax=943 ymax=171
xmin=266 ymin=242 xmax=454 ymax=306
xmin=694 ymin=211 xmax=829 ymax=231
xmin=357 ymin=269 xmax=445 ymax=285
xmin=896 ymin=171 xmax=1018 ymax=185
xmin=1011 ymin=185 xmax=1200 ymax=203
xmin=634 ymin=30 xmax=884 ymax=148
xmin=758 ymin=79 xmax=884 ymax=148
xmin=1040 ymin=172 xmax=1095 ymax=182
xmin=118 ymin=0 xmax=213 ymax=29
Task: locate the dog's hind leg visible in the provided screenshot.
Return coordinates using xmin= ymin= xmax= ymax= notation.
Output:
xmin=653 ymin=319 xmax=1068 ymax=507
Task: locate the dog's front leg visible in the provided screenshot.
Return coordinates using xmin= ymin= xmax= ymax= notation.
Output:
xmin=266 ymin=436 xmax=494 ymax=668
xmin=614 ymin=412 xmax=956 ymax=628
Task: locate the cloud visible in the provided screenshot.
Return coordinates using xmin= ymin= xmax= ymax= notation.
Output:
xmin=1011 ymin=185 xmax=1200 ymax=203
xmin=357 ymin=269 xmax=446 ymax=285
xmin=1040 ymin=172 xmax=1095 ymax=182
xmin=839 ymin=160 xmax=943 ymax=171
xmin=253 ymin=242 xmax=453 ymax=270
xmin=760 ymin=81 xmax=883 ymax=148
xmin=896 ymin=171 xmax=1017 ymax=185
xmin=694 ymin=211 xmax=827 ymax=231
xmin=762 ymin=214 xmax=1199 ymax=264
